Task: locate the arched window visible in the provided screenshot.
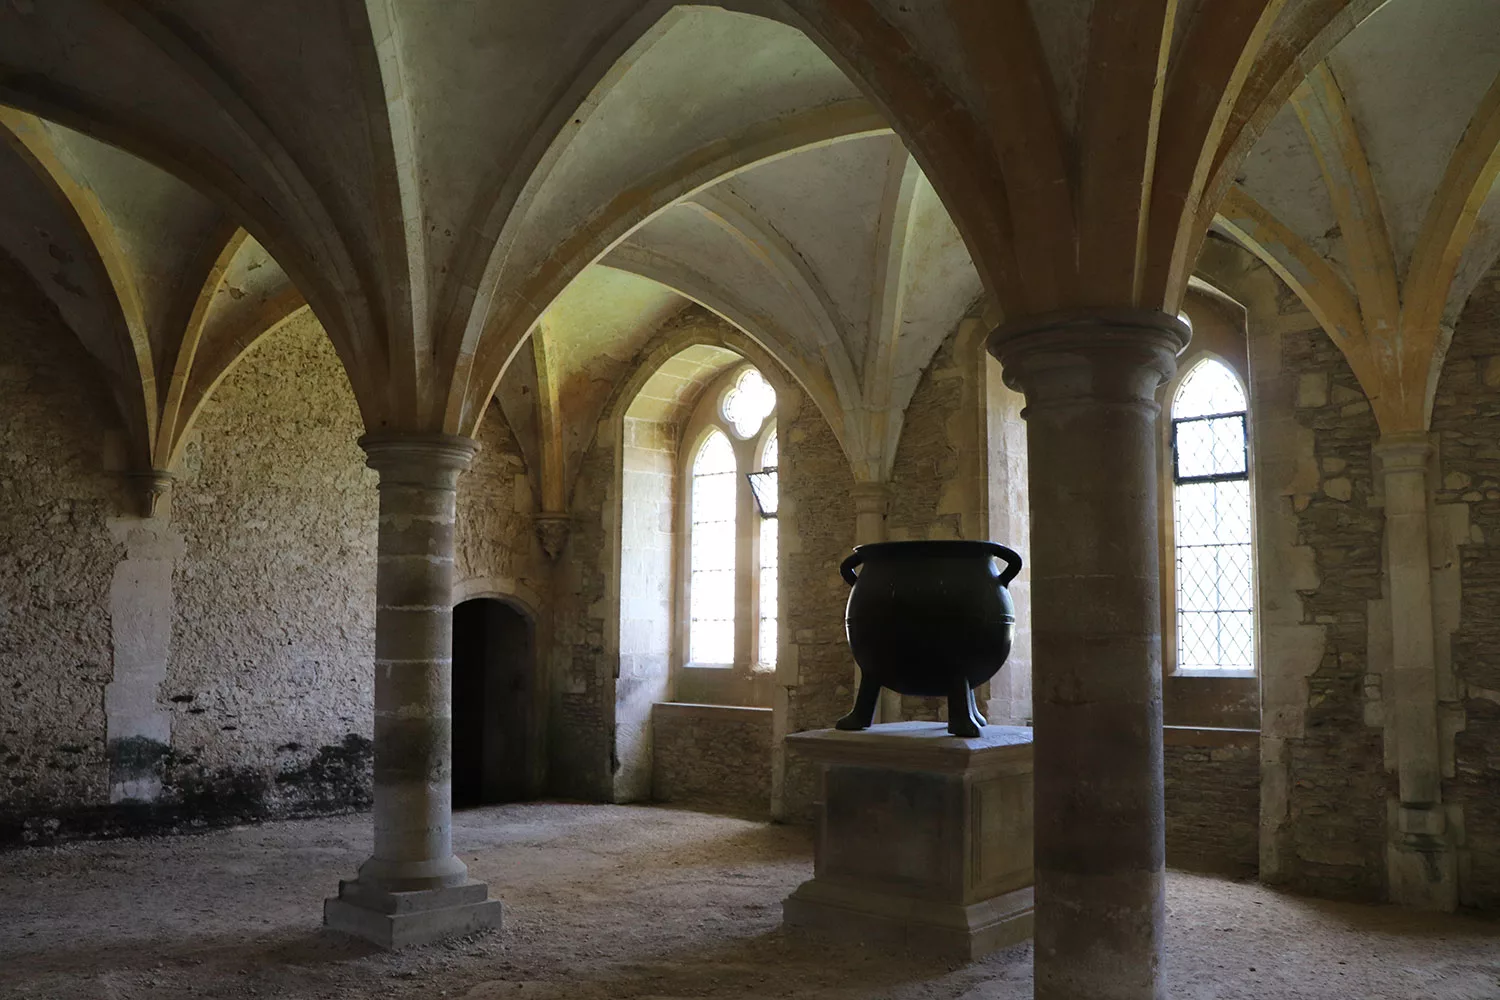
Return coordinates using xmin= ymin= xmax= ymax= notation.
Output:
xmin=756 ymin=430 xmax=778 ymax=668
xmin=689 ymin=430 xmax=737 ymax=664
xmin=1171 ymin=358 xmax=1253 ymax=672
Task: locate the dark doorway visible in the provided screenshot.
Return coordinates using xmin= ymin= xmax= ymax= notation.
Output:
xmin=452 ymin=598 xmax=536 ymax=808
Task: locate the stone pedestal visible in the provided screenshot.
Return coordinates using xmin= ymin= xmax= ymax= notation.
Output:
xmin=782 ymin=722 xmax=1034 ymax=961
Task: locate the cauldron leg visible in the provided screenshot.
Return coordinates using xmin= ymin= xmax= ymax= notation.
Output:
xmin=968 ymin=685 xmax=988 ymax=728
xmin=835 ymin=673 xmax=881 ymax=731
xmin=947 ymin=678 xmax=982 ymax=738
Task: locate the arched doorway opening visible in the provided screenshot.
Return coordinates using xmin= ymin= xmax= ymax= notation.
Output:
xmin=452 ymin=598 xmax=537 ymax=808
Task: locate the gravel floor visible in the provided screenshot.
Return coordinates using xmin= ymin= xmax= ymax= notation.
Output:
xmin=1 ymin=803 xmax=1497 ymax=999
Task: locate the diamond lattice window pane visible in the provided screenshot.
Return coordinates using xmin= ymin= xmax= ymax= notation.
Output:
xmin=1174 ymin=358 xmax=1246 ymax=417
xmin=1175 ymin=482 xmax=1217 ymax=547
xmin=1178 ymin=611 xmax=1218 ymax=669
xmin=1175 ymin=415 xmax=1246 ymax=479
xmin=1177 ymin=547 xmax=1218 ymax=611
xmin=1217 ymin=480 xmax=1253 ymax=543
xmin=1220 ymin=611 xmax=1254 ymax=668
xmin=1172 ymin=358 xmax=1254 ymax=672
xmin=1219 ymin=544 xmax=1254 ymax=609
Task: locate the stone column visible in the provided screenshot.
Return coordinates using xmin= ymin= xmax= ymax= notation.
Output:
xmin=1375 ymin=432 xmax=1456 ymax=909
xmin=324 ymin=432 xmax=503 ymax=948
xmin=851 ymin=480 xmax=892 ymax=546
xmin=850 ymin=481 xmax=900 ymax=721
xmin=989 ymin=309 xmax=1187 ymax=1000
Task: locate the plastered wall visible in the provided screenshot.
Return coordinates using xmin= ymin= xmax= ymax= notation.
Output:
xmin=0 ymin=264 xmax=540 ymax=843
xmin=0 ymin=252 xmax=126 ymax=841
xmin=164 ymin=311 xmax=379 ymax=823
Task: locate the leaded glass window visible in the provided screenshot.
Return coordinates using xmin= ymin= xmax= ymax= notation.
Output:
xmin=1172 ymin=359 xmax=1253 ymax=672
xmin=757 ymin=431 xmax=778 ymax=669
xmin=689 ymin=430 xmax=736 ymax=664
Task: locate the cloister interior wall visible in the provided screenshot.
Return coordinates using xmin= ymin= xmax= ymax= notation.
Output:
xmin=0 ymin=259 xmax=540 ymax=843
xmin=0 ymin=251 xmax=127 ymax=842
xmin=1432 ymin=256 xmax=1500 ymax=909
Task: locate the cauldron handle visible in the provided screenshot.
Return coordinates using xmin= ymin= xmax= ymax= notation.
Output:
xmin=985 ymin=542 xmax=1024 ymax=586
xmin=839 ymin=549 xmax=864 ymax=586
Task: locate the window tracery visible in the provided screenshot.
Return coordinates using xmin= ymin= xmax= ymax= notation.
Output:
xmin=722 ymin=367 xmax=775 ymax=439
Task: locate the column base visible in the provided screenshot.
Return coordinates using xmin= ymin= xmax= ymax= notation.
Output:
xmin=323 ymin=878 xmax=502 ymax=948
xmin=784 ymin=879 xmax=1033 ymax=961
xmin=1386 ymin=803 xmax=1459 ymax=911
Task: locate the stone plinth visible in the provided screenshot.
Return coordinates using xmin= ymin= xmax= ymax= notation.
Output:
xmin=782 ymin=722 xmax=1034 ymax=961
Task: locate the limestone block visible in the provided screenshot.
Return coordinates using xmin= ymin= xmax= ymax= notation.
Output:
xmin=324 ymin=879 xmax=502 ymax=948
xmin=1297 ymin=373 xmax=1329 ymax=407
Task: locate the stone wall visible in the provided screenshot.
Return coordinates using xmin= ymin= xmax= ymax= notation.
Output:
xmin=886 ymin=328 xmax=983 ymax=723
xmin=0 ymin=265 xmax=540 ymax=843
xmin=551 ymin=420 xmax=618 ymax=801
xmin=457 ymin=405 xmax=547 ymax=604
xmin=777 ymin=385 xmax=856 ymax=822
xmin=1163 ymin=730 xmax=1260 ymax=875
xmin=1270 ymin=306 xmax=1389 ymax=900
xmin=651 ymin=702 xmax=771 ymax=817
xmin=1431 ymin=258 xmax=1500 ymax=909
xmin=165 ymin=311 xmax=379 ymax=825
xmin=1197 ymin=237 xmax=1387 ymax=900
xmin=887 ymin=330 xmax=974 ymax=544
xmin=0 ymin=252 xmax=127 ymax=842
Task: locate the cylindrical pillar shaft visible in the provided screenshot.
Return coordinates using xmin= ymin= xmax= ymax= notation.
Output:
xmin=990 ymin=310 xmax=1187 ymax=1000
xmin=358 ymin=431 xmax=477 ymax=891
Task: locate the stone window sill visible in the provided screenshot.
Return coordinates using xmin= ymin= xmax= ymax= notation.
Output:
xmin=1171 ymin=668 xmax=1257 ymax=680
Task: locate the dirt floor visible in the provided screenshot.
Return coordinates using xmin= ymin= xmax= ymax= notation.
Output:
xmin=1 ymin=803 xmax=1498 ymax=1000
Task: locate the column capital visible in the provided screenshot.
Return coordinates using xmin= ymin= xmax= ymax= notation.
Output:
xmin=987 ymin=308 xmax=1190 ymax=407
xmin=359 ymin=432 xmax=478 ymax=485
xmin=1374 ymin=431 xmax=1433 ymax=473
xmin=849 ymin=480 xmax=893 ymax=516
xmin=126 ymin=469 xmax=175 ymax=519
xmin=533 ymin=512 xmax=572 ymax=560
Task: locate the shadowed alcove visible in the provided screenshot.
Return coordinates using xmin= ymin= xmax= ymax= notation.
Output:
xmin=452 ymin=597 xmax=538 ymax=808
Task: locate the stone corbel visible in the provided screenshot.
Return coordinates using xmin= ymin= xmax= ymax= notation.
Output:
xmin=127 ymin=469 xmax=175 ymax=519
xmin=534 ymin=512 xmax=572 ymax=560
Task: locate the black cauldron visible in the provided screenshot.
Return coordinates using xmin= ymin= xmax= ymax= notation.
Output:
xmin=836 ymin=540 xmax=1022 ymax=737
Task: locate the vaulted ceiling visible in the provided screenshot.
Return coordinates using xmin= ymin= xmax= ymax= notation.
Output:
xmin=0 ymin=0 xmax=1495 ymax=508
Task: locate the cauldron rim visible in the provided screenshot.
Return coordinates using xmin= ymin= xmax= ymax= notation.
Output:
xmin=849 ymin=540 xmax=1009 ymax=559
